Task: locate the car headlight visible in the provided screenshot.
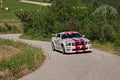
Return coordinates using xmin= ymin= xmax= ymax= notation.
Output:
xmin=72 ymin=43 xmax=75 ymax=46
xmin=66 ymin=43 xmax=71 ymax=46
xmin=87 ymin=41 xmax=91 ymax=44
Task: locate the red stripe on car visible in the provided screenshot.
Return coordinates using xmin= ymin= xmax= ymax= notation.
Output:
xmin=82 ymin=44 xmax=86 ymax=52
xmin=80 ymin=38 xmax=86 ymax=52
xmin=79 ymin=38 xmax=84 ymax=42
xmin=63 ymin=31 xmax=78 ymax=34
xmin=72 ymin=38 xmax=79 ymax=53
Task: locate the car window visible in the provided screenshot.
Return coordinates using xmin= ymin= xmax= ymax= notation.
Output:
xmin=71 ymin=33 xmax=81 ymax=38
xmin=62 ymin=34 xmax=70 ymax=39
xmin=62 ymin=33 xmax=81 ymax=39
xmin=57 ymin=34 xmax=60 ymax=38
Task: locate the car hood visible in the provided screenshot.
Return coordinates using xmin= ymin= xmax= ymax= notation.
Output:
xmin=62 ymin=38 xmax=90 ymax=43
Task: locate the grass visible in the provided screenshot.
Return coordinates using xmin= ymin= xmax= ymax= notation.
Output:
xmin=20 ymin=34 xmax=51 ymax=42
xmin=0 ymin=38 xmax=45 ymax=80
xmin=0 ymin=0 xmax=43 ymax=21
xmin=93 ymin=40 xmax=120 ymax=56
xmin=0 ymin=22 xmax=22 ymax=34
xmin=0 ymin=0 xmax=44 ymax=33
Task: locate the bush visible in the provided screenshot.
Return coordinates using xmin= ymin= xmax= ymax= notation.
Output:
xmin=0 ymin=39 xmax=45 ymax=79
xmin=0 ymin=23 xmax=21 ymax=33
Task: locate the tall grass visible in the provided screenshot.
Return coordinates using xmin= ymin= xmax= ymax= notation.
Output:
xmin=0 ymin=23 xmax=22 ymax=33
xmin=93 ymin=40 xmax=120 ymax=56
xmin=20 ymin=34 xmax=51 ymax=42
xmin=0 ymin=38 xmax=45 ymax=80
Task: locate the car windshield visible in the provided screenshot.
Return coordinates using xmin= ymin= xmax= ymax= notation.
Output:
xmin=62 ymin=33 xmax=81 ymax=39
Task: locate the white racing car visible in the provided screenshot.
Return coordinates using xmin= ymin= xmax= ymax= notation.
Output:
xmin=51 ymin=31 xmax=92 ymax=53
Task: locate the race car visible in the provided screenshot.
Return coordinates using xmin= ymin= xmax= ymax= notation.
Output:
xmin=51 ymin=31 xmax=92 ymax=53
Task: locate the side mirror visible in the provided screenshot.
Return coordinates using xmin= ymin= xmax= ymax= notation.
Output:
xmin=82 ymin=35 xmax=85 ymax=38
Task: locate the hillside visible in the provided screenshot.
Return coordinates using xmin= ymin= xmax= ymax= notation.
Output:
xmin=0 ymin=0 xmax=43 ymax=33
xmin=30 ymin=0 xmax=120 ymax=13
xmin=81 ymin=0 xmax=120 ymax=13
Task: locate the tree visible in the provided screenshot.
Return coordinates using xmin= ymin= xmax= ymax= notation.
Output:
xmin=91 ymin=5 xmax=118 ymax=42
xmin=50 ymin=0 xmax=90 ymax=33
xmin=92 ymin=5 xmax=118 ymax=25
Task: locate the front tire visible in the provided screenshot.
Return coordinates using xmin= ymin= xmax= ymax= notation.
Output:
xmin=52 ymin=42 xmax=55 ymax=51
xmin=62 ymin=45 xmax=66 ymax=54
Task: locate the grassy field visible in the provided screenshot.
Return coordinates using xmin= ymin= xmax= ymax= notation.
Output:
xmin=20 ymin=34 xmax=51 ymax=41
xmin=0 ymin=0 xmax=44 ymax=33
xmin=0 ymin=38 xmax=45 ymax=80
xmin=0 ymin=0 xmax=43 ymax=22
xmin=93 ymin=41 xmax=120 ymax=56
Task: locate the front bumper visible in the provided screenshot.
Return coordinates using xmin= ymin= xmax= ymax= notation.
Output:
xmin=64 ymin=44 xmax=92 ymax=53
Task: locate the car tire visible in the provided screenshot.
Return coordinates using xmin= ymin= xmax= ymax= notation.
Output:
xmin=62 ymin=45 xmax=66 ymax=54
xmin=52 ymin=42 xmax=55 ymax=51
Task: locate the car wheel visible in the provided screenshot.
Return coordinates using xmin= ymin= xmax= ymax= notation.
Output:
xmin=52 ymin=42 xmax=55 ymax=51
xmin=62 ymin=46 xmax=66 ymax=54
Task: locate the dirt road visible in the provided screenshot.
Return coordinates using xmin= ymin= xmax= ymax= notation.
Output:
xmin=20 ymin=0 xmax=51 ymax=6
xmin=0 ymin=34 xmax=120 ymax=80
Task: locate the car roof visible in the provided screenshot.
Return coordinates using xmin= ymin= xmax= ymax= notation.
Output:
xmin=60 ymin=31 xmax=79 ymax=34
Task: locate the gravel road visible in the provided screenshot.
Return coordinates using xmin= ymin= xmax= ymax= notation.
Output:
xmin=20 ymin=0 xmax=51 ymax=6
xmin=0 ymin=34 xmax=120 ymax=80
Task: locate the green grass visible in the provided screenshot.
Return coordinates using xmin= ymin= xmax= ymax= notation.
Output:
xmin=0 ymin=38 xmax=45 ymax=80
xmin=20 ymin=34 xmax=51 ymax=42
xmin=0 ymin=0 xmax=45 ymax=33
xmin=0 ymin=22 xmax=22 ymax=34
xmin=0 ymin=0 xmax=44 ymax=24
xmin=93 ymin=40 xmax=120 ymax=56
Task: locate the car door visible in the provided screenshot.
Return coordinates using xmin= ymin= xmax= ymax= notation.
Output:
xmin=55 ymin=34 xmax=61 ymax=50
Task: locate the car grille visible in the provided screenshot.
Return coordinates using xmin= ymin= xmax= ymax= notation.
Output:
xmin=75 ymin=42 xmax=87 ymax=46
xmin=73 ymin=47 xmax=88 ymax=51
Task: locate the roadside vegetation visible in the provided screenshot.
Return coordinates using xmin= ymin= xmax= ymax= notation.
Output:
xmin=0 ymin=0 xmax=46 ymax=79
xmin=16 ymin=0 xmax=120 ymax=55
xmin=93 ymin=41 xmax=120 ymax=56
xmin=0 ymin=22 xmax=22 ymax=34
xmin=0 ymin=0 xmax=43 ymax=33
xmin=0 ymin=38 xmax=45 ymax=80
xmin=0 ymin=1 xmax=119 ymax=79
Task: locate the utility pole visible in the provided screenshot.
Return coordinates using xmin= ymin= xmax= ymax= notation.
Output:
xmin=0 ymin=0 xmax=3 ymax=8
